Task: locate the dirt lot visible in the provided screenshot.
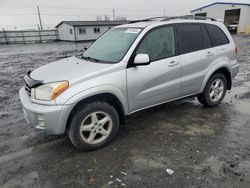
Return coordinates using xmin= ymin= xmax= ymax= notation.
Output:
xmin=0 ymin=36 xmax=250 ymax=188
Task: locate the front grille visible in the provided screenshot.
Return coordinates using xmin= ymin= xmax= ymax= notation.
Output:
xmin=25 ymin=83 xmax=31 ymax=96
xmin=23 ymin=73 xmax=42 ymax=97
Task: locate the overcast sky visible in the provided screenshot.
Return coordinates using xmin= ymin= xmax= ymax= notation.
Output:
xmin=0 ymin=0 xmax=249 ymax=30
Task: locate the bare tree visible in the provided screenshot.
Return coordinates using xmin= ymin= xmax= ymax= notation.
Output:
xmin=96 ymin=15 xmax=103 ymax=21
xmin=104 ymin=15 xmax=111 ymax=21
xmin=116 ymin=16 xmax=127 ymax=21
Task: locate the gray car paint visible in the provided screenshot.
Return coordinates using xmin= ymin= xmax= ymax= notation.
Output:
xmin=19 ymin=19 xmax=239 ymax=134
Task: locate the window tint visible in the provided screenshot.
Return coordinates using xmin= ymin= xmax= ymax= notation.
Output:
xmin=201 ymin=25 xmax=212 ymax=49
xmin=136 ymin=26 xmax=175 ymax=61
xmin=205 ymin=24 xmax=229 ymax=46
xmin=176 ymin=24 xmax=203 ymax=54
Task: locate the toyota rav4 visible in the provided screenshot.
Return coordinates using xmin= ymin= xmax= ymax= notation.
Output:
xmin=19 ymin=16 xmax=239 ymax=150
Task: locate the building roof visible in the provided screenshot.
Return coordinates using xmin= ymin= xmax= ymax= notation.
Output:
xmin=191 ymin=2 xmax=250 ymax=12
xmin=55 ymin=20 xmax=129 ymax=28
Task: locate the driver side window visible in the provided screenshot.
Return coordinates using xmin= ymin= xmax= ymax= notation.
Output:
xmin=136 ymin=26 xmax=175 ymax=62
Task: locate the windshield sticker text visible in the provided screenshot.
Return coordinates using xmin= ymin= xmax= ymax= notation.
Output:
xmin=125 ymin=28 xmax=141 ymax=34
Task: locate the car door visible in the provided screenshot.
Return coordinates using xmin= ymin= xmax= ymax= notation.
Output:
xmin=176 ymin=23 xmax=217 ymax=96
xmin=126 ymin=25 xmax=181 ymax=112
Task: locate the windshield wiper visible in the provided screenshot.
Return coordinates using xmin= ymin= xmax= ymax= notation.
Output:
xmin=81 ymin=55 xmax=100 ymax=62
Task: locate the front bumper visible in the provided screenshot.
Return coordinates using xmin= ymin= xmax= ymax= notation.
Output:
xmin=19 ymin=87 xmax=74 ymax=134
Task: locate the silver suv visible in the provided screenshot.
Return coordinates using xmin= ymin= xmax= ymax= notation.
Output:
xmin=19 ymin=16 xmax=239 ymax=150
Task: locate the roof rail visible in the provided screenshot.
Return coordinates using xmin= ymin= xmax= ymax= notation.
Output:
xmin=129 ymin=16 xmax=168 ymax=24
xmin=161 ymin=15 xmax=217 ymax=22
xmin=129 ymin=15 xmax=218 ymax=24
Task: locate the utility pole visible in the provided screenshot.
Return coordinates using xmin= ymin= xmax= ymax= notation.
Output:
xmin=112 ymin=8 xmax=116 ymax=21
xmin=163 ymin=9 xmax=166 ymax=17
xmin=37 ymin=6 xmax=43 ymax=30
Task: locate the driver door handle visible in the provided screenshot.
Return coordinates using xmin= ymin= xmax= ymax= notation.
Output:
xmin=206 ymin=51 xmax=215 ymax=57
xmin=169 ymin=61 xmax=179 ymax=67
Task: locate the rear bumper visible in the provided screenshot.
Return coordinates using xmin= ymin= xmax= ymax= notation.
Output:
xmin=231 ymin=61 xmax=240 ymax=78
xmin=19 ymin=87 xmax=74 ymax=134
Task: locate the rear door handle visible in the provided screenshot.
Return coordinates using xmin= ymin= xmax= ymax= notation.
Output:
xmin=206 ymin=52 xmax=214 ymax=57
xmin=169 ymin=61 xmax=179 ymax=67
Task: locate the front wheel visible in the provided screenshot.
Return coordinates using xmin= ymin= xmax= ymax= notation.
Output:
xmin=197 ymin=74 xmax=227 ymax=107
xmin=68 ymin=102 xmax=120 ymax=151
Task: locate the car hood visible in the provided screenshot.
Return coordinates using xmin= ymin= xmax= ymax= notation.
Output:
xmin=30 ymin=56 xmax=114 ymax=83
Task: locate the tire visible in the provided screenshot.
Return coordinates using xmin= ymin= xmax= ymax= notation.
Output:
xmin=68 ymin=101 xmax=120 ymax=151
xmin=197 ymin=74 xmax=227 ymax=107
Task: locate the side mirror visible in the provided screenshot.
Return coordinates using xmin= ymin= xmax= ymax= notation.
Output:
xmin=134 ymin=54 xmax=150 ymax=66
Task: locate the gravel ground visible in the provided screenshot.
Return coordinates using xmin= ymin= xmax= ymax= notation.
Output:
xmin=0 ymin=36 xmax=250 ymax=188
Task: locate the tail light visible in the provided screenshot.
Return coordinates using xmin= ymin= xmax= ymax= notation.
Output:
xmin=235 ymin=47 xmax=238 ymax=54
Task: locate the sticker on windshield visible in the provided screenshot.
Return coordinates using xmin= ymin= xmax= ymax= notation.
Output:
xmin=125 ymin=28 xmax=141 ymax=34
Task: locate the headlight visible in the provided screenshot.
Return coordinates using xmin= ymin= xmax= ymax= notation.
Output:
xmin=35 ymin=81 xmax=69 ymax=101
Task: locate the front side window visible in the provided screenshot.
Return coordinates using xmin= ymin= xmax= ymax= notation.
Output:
xmin=84 ymin=28 xmax=142 ymax=63
xmin=176 ymin=24 xmax=203 ymax=54
xmin=205 ymin=24 xmax=229 ymax=46
xmin=136 ymin=26 xmax=175 ymax=61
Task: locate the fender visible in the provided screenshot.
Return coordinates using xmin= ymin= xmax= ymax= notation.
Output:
xmin=199 ymin=61 xmax=231 ymax=93
xmin=63 ymin=84 xmax=129 ymax=114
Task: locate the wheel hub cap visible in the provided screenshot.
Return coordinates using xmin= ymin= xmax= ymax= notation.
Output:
xmin=209 ymin=79 xmax=224 ymax=102
xmin=79 ymin=111 xmax=113 ymax=145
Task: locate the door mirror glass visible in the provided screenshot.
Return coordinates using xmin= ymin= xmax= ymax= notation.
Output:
xmin=134 ymin=54 xmax=150 ymax=66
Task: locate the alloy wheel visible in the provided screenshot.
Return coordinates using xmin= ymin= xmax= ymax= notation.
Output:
xmin=79 ymin=111 xmax=113 ymax=145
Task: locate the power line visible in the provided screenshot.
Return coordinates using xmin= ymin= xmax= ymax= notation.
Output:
xmin=0 ymin=6 xmax=167 ymax=11
xmin=0 ymin=13 xmax=162 ymax=17
xmin=0 ymin=13 xmax=37 ymax=15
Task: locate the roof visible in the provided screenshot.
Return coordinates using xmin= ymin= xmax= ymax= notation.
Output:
xmin=116 ymin=17 xmax=221 ymax=30
xmin=191 ymin=2 xmax=250 ymax=12
xmin=55 ymin=20 xmax=129 ymax=28
xmin=116 ymin=21 xmax=153 ymax=28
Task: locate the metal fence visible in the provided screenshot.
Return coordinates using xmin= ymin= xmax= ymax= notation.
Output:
xmin=0 ymin=30 xmax=59 ymax=44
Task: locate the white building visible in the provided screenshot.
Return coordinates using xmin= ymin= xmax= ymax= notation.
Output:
xmin=55 ymin=21 xmax=128 ymax=41
xmin=191 ymin=2 xmax=250 ymax=34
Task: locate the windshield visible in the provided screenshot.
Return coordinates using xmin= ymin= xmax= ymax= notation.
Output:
xmin=83 ymin=28 xmax=142 ymax=63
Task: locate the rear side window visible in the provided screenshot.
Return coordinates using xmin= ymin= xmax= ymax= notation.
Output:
xmin=201 ymin=25 xmax=212 ymax=49
xmin=205 ymin=24 xmax=229 ymax=46
xmin=176 ymin=24 xmax=203 ymax=54
xmin=136 ymin=26 xmax=175 ymax=61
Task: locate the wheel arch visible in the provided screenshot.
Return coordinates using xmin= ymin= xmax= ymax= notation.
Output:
xmin=200 ymin=66 xmax=232 ymax=93
xmin=212 ymin=67 xmax=232 ymax=90
xmin=65 ymin=93 xmax=126 ymax=133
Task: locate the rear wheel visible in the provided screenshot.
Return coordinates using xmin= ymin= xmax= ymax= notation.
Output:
xmin=197 ymin=74 xmax=227 ymax=107
xmin=68 ymin=101 xmax=120 ymax=151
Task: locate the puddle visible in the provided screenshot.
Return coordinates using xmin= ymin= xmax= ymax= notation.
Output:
xmin=184 ymin=124 xmax=215 ymax=136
